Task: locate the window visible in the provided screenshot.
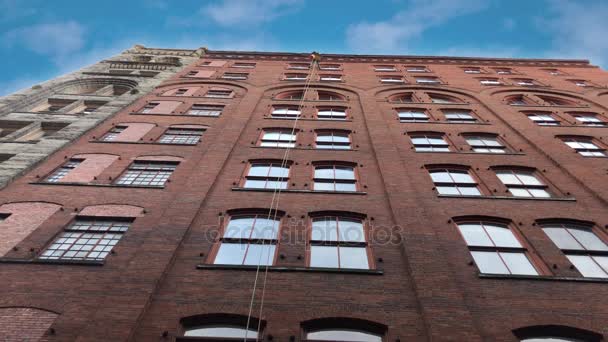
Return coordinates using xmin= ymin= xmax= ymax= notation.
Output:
xmin=374 ymin=65 xmax=396 ymax=72
xmin=116 ymin=161 xmax=177 ymax=187
xmin=183 ymin=325 xmax=258 ymax=338
xmin=222 ymin=72 xmax=248 ymax=80
xmin=233 ymin=62 xmax=256 ymax=68
xmin=187 ymin=104 xmax=223 ymax=116
xmin=463 ymin=67 xmax=482 ymax=74
xmin=416 ymin=76 xmax=441 ymax=84
xmin=571 ymin=113 xmax=606 ymax=126
xmin=456 ymin=221 xmax=539 ymax=275
xmin=33 ymin=99 xmax=75 ymax=113
xmin=74 ymin=101 xmax=106 ymax=114
xmin=496 ymin=169 xmax=551 ymax=198
xmin=205 ymin=89 xmax=232 ymax=98
xmin=545 ymin=68 xmax=564 ymax=76
xmin=243 ymin=162 xmax=289 ymax=189
xmin=379 ymin=76 xmax=404 ymax=84
xmin=465 ymin=135 xmax=507 ymax=153
xmin=316 ymin=130 xmax=351 ymax=150
xmin=305 ymin=329 xmax=381 ymax=341
xmin=314 ymin=164 xmax=357 ymax=192
xmin=318 ymin=91 xmax=345 ymax=101
xmin=174 ymin=88 xmax=188 ymax=96
xmin=542 ymin=223 xmax=608 ymax=278
xmin=158 ymin=128 xmax=204 ymax=145
xmin=494 ymin=68 xmax=513 ymax=75
xmin=527 ymin=113 xmax=560 ymax=126
xmin=309 ymin=216 xmax=370 ymax=269
xmin=390 ymin=93 xmax=414 ymax=103
xmin=405 ymin=66 xmax=428 ymax=72
xmin=288 ymin=63 xmax=309 ymax=70
xmin=398 ymin=109 xmax=429 ymax=122
xmin=319 ymin=64 xmax=341 ymax=70
xmin=429 ymin=94 xmax=462 ymax=104
xmin=514 ymin=325 xmax=603 ymax=342
xmin=320 ymin=74 xmax=342 ymax=82
xmin=141 ymin=102 xmax=159 ymax=113
xmin=539 ymin=96 xmax=575 ymax=106
xmin=514 ymin=78 xmax=537 ymax=86
xmin=562 ymin=137 xmax=606 ymax=157
xmin=271 ymin=106 xmax=301 ymax=119
xmin=429 ymin=168 xmax=481 ymax=196
xmin=284 ymin=73 xmax=307 ymax=81
xmin=410 ymin=134 xmax=450 ymax=152
xmin=214 ymin=214 xmax=279 ymax=266
xmin=317 ymin=107 xmax=347 ymax=120
xmin=572 ymin=80 xmax=590 ymax=87
xmin=444 ymin=110 xmax=477 ymax=123
xmin=39 ymin=218 xmax=131 ymax=261
xmin=101 ymin=126 xmax=126 ymax=141
xmin=480 ymin=78 xmax=502 ymax=86
xmin=276 ymin=90 xmax=304 ymax=100
xmin=46 ymin=159 xmax=82 ymax=182
xmin=260 ymin=129 xmax=296 ymax=148
xmin=507 ymin=95 xmax=532 ymax=106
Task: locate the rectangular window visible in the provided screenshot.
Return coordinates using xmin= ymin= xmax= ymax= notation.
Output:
xmin=562 ymin=138 xmax=606 ymax=157
xmin=141 ymin=102 xmax=159 ymax=114
xmin=316 ymin=131 xmax=351 ymax=150
xmin=398 ymin=110 xmax=428 ymax=122
xmin=288 ymin=63 xmax=309 ymax=70
xmin=514 ymin=79 xmax=537 ymax=86
xmin=309 ymin=216 xmax=370 ymax=269
xmin=222 ymin=73 xmax=248 ymax=80
xmin=380 ymin=76 xmax=404 ymax=84
xmin=214 ymin=215 xmax=279 ymax=266
xmin=158 ymin=128 xmax=204 ymax=145
xmin=542 ymin=223 xmax=608 ymax=278
xmin=319 ymin=64 xmax=341 ymax=70
xmin=284 ymin=73 xmax=307 ymax=81
xmin=465 ymin=135 xmax=506 ymax=153
xmin=572 ymin=114 xmax=606 ymax=126
xmin=572 ymin=80 xmax=590 ymax=87
xmin=374 ymin=65 xmax=397 ymax=72
xmin=33 ymin=99 xmax=76 ymax=113
xmin=496 ymin=170 xmax=551 ymax=198
xmin=317 ymin=107 xmax=347 ymax=120
xmin=116 ymin=161 xmax=177 ymax=187
xmin=205 ymin=90 xmax=232 ymax=98
xmin=405 ymin=66 xmax=428 ymax=72
xmin=260 ymin=130 xmax=296 ymax=148
xmin=320 ymin=75 xmax=342 ymax=82
xmin=457 ymin=221 xmax=538 ymax=275
xmin=175 ymin=88 xmax=188 ymax=96
xmin=101 ymin=126 xmax=127 ymax=141
xmin=444 ymin=110 xmax=477 ymax=123
xmin=187 ymin=104 xmax=223 ymax=116
xmin=463 ymin=67 xmax=482 ymax=74
xmin=243 ymin=162 xmax=289 ymax=190
xmin=39 ymin=218 xmax=131 ymax=261
xmin=480 ymin=78 xmax=502 ymax=85
xmin=46 ymin=159 xmax=83 ymax=183
xmin=415 ymin=77 xmax=441 ymax=84
xmin=410 ymin=134 xmax=450 ymax=152
xmin=494 ymin=68 xmax=513 ymax=75
xmin=527 ymin=113 xmax=559 ymax=126
xmin=429 ymin=169 xmax=481 ymax=196
xmin=271 ymin=107 xmax=301 ymax=119
xmin=233 ymin=62 xmax=256 ymax=68
xmin=314 ymin=164 xmax=357 ymax=192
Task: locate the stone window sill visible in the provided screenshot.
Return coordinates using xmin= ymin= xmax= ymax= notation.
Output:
xmin=231 ymin=187 xmax=367 ymax=195
xmin=197 ymin=264 xmax=383 ymax=275
xmin=0 ymin=258 xmax=104 ymax=266
xmin=437 ymin=194 xmax=576 ymax=201
xmin=479 ymin=273 xmax=608 ymax=283
xmin=30 ymin=181 xmax=166 ymax=189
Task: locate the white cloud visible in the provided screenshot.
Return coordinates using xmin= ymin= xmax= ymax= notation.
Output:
xmin=540 ymin=0 xmax=608 ymax=67
xmin=346 ymin=0 xmax=489 ymax=53
xmin=201 ymin=0 xmax=303 ymax=27
xmin=3 ymin=21 xmax=86 ymax=62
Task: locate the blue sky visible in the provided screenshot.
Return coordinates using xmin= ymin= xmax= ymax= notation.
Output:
xmin=1 ymin=0 xmax=607 ymax=96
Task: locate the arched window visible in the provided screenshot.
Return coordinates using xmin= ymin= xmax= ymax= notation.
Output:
xmin=463 ymin=134 xmax=508 ymax=153
xmin=506 ymin=95 xmax=535 ymax=106
xmin=428 ymin=167 xmax=481 ymax=196
xmin=184 ymin=325 xmax=258 ymax=338
xmin=428 ymin=93 xmax=463 ymax=104
xmin=302 ymin=318 xmax=386 ymax=342
xmin=243 ymin=161 xmax=290 ymax=189
xmin=317 ymin=107 xmax=348 ymax=120
xmin=389 ymin=92 xmax=415 ymax=103
xmin=271 ymin=106 xmax=301 ymax=119
xmin=180 ymin=314 xmax=264 ymax=341
xmin=494 ymin=168 xmax=552 ymax=198
xmin=313 ymin=163 xmax=358 ymax=192
xmin=276 ymin=90 xmax=304 ymax=100
xmin=315 ymin=130 xmax=351 ymax=150
xmin=318 ymin=91 xmax=345 ymax=101
xmin=514 ymin=325 xmax=603 ymax=342
xmin=259 ymin=129 xmax=297 ymax=148
xmin=538 ymin=96 xmax=577 ymax=106
xmin=410 ymin=133 xmax=451 ymax=152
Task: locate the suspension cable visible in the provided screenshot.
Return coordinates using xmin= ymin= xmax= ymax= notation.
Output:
xmin=244 ymin=53 xmax=320 ymax=341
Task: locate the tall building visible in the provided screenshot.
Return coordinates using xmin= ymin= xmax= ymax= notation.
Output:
xmin=0 ymin=48 xmax=607 ymax=342
xmin=0 ymin=45 xmax=201 ymax=189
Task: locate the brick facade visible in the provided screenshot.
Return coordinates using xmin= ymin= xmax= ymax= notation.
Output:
xmin=0 ymin=49 xmax=607 ymax=341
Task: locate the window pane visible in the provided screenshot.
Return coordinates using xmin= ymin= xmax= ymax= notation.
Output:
xmin=529 ymin=189 xmax=551 ymax=198
xmin=310 ymin=245 xmax=339 ymax=268
xmin=430 ymin=171 xmax=452 ymax=183
xmin=496 ymin=172 xmax=520 ymax=185
xmin=518 ymin=173 xmax=543 ymax=186
xmin=268 ymin=166 xmax=289 ymax=178
xmin=569 ymin=228 xmax=608 ymax=251
xmin=451 ymin=171 xmax=475 ymax=184
xmin=485 ymin=224 xmax=521 ymax=248
xmin=339 ymin=218 xmax=365 ymax=242
xmin=471 ymin=251 xmax=510 ymax=274
xmin=509 ymin=188 xmax=533 ymax=197
xmin=595 ymin=256 xmax=608 ymax=274
xmin=436 ymin=186 xmax=460 ymax=195
xmin=567 ymin=255 xmax=608 ymax=278
xmin=224 ymin=217 xmax=255 ymax=238
xmin=543 ymin=227 xmax=583 ymax=250
xmin=458 ymin=224 xmax=493 ymax=246
xmin=314 ymin=181 xmax=335 ymax=191
xmin=335 ymin=167 xmax=355 ymax=180
xmin=339 ymin=247 xmax=369 ymax=269
xmin=184 ymin=326 xmax=258 ymax=338
xmin=214 ymin=243 xmax=246 ymax=264
xmin=248 ymin=165 xmax=270 ymax=177
xmin=306 ymin=330 xmax=381 ymax=341
xmin=459 ymin=186 xmax=481 ymax=196
xmin=251 ymin=218 xmax=279 ymax=239
xmin=500 ymin=252 xmax=538 ymax=275
xmin=314 ymin=167 xmax=334 ymax=179
xmin=335 ymin=182 xmax=357 ymax=192
xmin=244 ymin=179 xmax=267 ymax=189
xmin=243 ymin=244 xmax=276 ymax=266
xmin=312 ymin=218 xmax=338 ymax=241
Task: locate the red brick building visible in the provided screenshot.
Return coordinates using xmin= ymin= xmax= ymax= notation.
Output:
xmin=0 ymin=48 xmax=608 ymax=341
